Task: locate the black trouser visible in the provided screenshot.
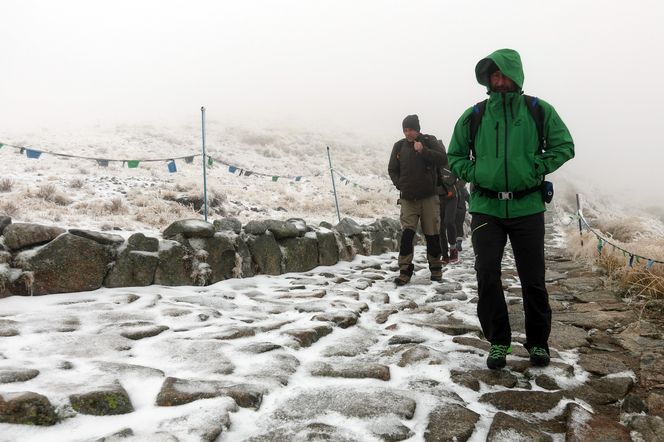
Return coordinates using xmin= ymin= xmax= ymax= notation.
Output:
xmin=455 ymin=202 xmax=466 ymax=238
xmin=470 ymin=212 xmax=551 ymax=353
xmin=438 ymin=195 xmax=458 ymax=257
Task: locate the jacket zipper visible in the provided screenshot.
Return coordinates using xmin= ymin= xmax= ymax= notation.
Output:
xmin=494 ymin=122 xmax=499 ymax=158
xmin=502 ymin=94 xmax=509 ymax=218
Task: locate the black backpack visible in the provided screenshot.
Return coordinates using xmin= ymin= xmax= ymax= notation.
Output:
xmin=467 ymin=95 xmax=545 ymax=159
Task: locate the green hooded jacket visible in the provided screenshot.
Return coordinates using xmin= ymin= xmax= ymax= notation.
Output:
xmin=447 ymin=48 xmax=575 ymax=219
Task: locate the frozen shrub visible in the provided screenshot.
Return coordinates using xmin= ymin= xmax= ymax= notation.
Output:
xmin=36 ymin=184 xmax=57 ymax=200
xmin=0 ymin=200 xmax=19 ymax=216
xmin=69 ymin=178 xmax=84 ymax=189
xmin=0 ymin=178 xmax=13 ymax=192
xmin=105 ymin=197 xmax=128 ymax=215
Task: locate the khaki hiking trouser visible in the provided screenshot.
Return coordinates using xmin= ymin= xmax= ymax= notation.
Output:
xmin=398 ymin=195 xmax=442 ymax=271
xmin=399 ymin=195 xmax=440 ymax=235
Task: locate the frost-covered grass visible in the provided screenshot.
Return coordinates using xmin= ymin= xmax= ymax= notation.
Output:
xmin=558 ymin=190 xmax=664 ymax=308
xmin=0 ymin=122 xmax=397 ymax=233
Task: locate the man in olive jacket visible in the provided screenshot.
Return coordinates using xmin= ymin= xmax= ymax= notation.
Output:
xmin=388 ymin=114 xmax=446 ymax=285
xmin=448 ymin=49 xmax=574 ymax=369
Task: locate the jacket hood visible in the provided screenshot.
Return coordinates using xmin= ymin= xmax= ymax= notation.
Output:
xmin=475 ymin=48 xmax=524 ymax=90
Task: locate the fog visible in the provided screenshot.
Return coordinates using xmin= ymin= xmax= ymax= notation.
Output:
xmin=2 ymin=0 xmax=663 ymax=206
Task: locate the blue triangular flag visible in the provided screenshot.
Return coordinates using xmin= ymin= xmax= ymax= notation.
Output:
xmin=228 ymin=166 xmax=237 ymax=173
xmin=647 ymin=260 xmax=655 ymax=270
xmin=26 ymin=149 xmax=42 ymax=159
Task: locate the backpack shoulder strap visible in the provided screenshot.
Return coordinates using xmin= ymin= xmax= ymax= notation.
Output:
xmin=523 ymin=95 xmax=545 ymax=152
xmin=468 ymin=99 xmax=487 ymax=160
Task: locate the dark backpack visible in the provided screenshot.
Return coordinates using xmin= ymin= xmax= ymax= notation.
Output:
xmin=467 ymin=95 xmax=545 ymax=159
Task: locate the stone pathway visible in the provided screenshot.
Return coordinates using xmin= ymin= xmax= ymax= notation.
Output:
xmin=1 ymin=212 xmax=664 ymax=441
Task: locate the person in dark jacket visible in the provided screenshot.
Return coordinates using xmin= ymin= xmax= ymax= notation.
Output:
xmin=454 ymin=180 xmax=469 ymax=251
xmin=437 ymin=160 xmax=459 ymax=264
xmin=448 ymin=49 xmax=574 ymax=369
xmin=388 ymin=114 xmax=446 ymax=285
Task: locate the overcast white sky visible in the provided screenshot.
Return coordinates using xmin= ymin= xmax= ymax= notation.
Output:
xmin=2 ymin=0 xmax=663 ymax=203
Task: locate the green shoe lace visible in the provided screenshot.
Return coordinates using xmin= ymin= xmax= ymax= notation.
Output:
xmin=530 ymin=347 xmax=548 ymax=358
xmin=488 ymin=344 xmax=512 ymax=359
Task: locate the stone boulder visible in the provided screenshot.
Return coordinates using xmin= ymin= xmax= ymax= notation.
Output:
xmin=202 ymin=233 xmax=237 ymax=283
xmin=0 ymin=216 xmax=10 ymax=235
xmin=273 ymin=387 xmax=416 ymax=420
xmin=487 ymin=412 xmax=552 ymax=441
xmin=17 ymin=233 xmax=113 ymax=295
xmin=246 ymin=232 xmax=282 ymax=275
xmin=333 ymin=217 xmax=364 ymax=237
xmin=234 ymin=235 xmax=254 ymax=278
xmin=126 ymin=232 xmax=159 ymax=252
xmin=281 ymin=235 xmax=319 ymax=273
xmin=0 ymin=368 xmax=40 ymax=384
xmin=213 ymin=217 xmax=242 ymax=234
xmin=264 ymin=219 xmax=300 ymax=239
xmin=105 ymin=250 xmax=159 ymax=288
xmin=480 ymin=390 xmax=564 ymax=413
xmin=68 ymin=229 xmax=125 ymax=247
xmin=3 ymin=223 xmax=66 ymax=251
xmin=154 ymin=240 xmax=196 ymax=286
xmin=244 ymin=220 xmax=267 ymax=235
xmin=163 ymin=219 xmax=215 ymax=239
xmin=424 ymin=403 xmax=479 ymax=442
xmin=367 ymin=217 xmax=400 ymax=255
xmin=315 ymin=228 xmax=339 ymax=266
xmin=565 ymin=402 xmax=630 ymax=441
xmin=156 ymin=377 xmax=263 ymax=409
xmin=69 ymin=381 xmax=134 ymax=415
xmin=0 ymin=391 xmax=57 ymax=425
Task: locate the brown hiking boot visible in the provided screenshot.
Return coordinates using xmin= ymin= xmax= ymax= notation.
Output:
xmin=449 ymin=248 xmax=459 ymax=264
xmin=394 ymin=264 xmax=414 ymax=286
xmin=430 ymin=268 xmax=443 ymax=282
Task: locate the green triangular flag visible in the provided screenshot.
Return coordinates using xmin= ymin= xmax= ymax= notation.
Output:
xmin=207 ymin=157 xmax=213 ymax=166
xmin=127 ymin=160 xmax=140 ymax=168
xmin=272 ymin=176 xmax=279 ymax=182
xmin=0 ymin=143 xmax=4 ymax=149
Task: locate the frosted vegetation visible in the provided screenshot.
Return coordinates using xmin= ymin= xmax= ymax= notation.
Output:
xmin=0 ymin=122 xmax=398 ymax=234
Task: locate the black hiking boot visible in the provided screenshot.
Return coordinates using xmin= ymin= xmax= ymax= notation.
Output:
xmin=529 ymin=347 xmax=550 ymax=367
xmin=486 ymin=344 xmax=512 ymax=370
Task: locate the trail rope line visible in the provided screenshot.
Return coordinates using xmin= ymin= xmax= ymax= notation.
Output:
xmin=0 ymin=141 xmax=383 ymax=189
xmin=577 ymin=210 xmax=664 ymax=269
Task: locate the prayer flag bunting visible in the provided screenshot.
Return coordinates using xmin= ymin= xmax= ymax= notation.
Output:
xmin=127 ymin=160 xmax=140 ymax=168
xmin=244 ymin=171 xmax=253 ymax=177
xmin=168 ymin=161 xmax=177 ymax=173
xmin=0 ymin=143 xmax=4 ymax=149
xmin=228 ymin=166 xmax=237 ymax=173
xmin=272 ymin=176 xmax=279 ymax=182
xmin=647 ymin=260 xmax=655 ymax=270
xmin=628 ymin=254 xmax=634 ymax=267
xmin=295 ymin=176 xmax=302 ymax=182
xmin=185 ymin=156 xmax=194 ymax=164
xmin=97 ymin=159 xmax=109 ymax=167
xmin=26 ymin=149 xmax=42 ymax=159
xmin=208 ymin=157 xmax=214 ymax=166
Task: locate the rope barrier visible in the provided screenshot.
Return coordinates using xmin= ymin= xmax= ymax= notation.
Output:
xmin=0 ymin=140 xmax=383 ymax=189
xmin=577 ymin=209 xmax=664 ymax=269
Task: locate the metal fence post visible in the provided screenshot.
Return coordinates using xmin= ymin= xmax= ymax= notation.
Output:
xmin=326 ymin=146 xmax=341 ymax=223
xmin=201 ymin=107 xmax=208 ymax=222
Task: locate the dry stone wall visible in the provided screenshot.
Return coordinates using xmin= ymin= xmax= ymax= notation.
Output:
xmin=0 ymin=215 xmax=402 ymax=297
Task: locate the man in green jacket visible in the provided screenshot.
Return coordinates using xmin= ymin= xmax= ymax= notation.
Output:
xmin=448 ymin=49 xmax=574 ymax=369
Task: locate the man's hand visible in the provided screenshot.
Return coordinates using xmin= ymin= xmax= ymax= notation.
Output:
xmin=413 ymin=141 xmax=424 ymax=153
